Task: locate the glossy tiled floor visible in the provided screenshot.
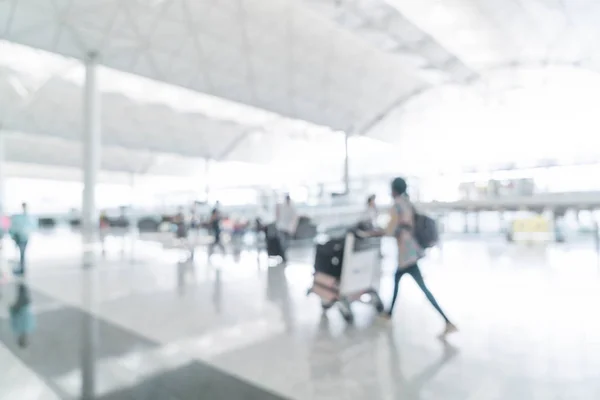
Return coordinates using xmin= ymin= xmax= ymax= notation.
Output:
xmin=1 ymin=233 xmax=600 ymax=399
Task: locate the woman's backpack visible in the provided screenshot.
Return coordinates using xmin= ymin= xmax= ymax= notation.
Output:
xmin=413 ymin=212 xmax=439 ymax=249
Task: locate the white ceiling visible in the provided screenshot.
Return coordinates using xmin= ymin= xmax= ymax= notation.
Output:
xmin=0 ymin=130 xmax=207 ymax=176
xmin=0 ymin=59 xmax=355 ymax=168
xmin=0 ymin=0 xmax=428 ymax=132
xmin=386 ymin=0 xmax=600 ymax=73
xmin=2 ymin=0 xmax=600 ymax=179
xmin=0 ymin=66 xmax=246 ymax=160
xmin=0 ymin=44 xmax=271 ymax=156
xmin=301 ymin=0 xmax=477 ymax=84
xmin=302 ymin=0 xmax=600 ymax=137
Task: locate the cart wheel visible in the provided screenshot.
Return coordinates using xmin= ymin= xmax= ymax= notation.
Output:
xmin=371 ymin=292 xmax=384 ymax=313
xmin=341 ymin=309 xmax=354 ymax=323
xmin=374 ymin=299 xmax=384 ymax=313
xmin=338 ymin=299 xmax=354 ymax=323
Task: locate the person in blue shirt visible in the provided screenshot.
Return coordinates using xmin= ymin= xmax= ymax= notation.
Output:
xmin=9 ymin=203 xmax=37 ymax=275
xmin=10 ymin=283 xmax=35 ymax=348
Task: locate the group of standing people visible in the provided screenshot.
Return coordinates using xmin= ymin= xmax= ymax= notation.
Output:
xmin=174 ymin=202 xmax=226 ymax=258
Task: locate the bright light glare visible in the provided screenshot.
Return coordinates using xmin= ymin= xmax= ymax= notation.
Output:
xmin=370 ymin=66 xmax=600 ymax=174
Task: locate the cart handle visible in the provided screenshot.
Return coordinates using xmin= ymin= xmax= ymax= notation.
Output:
xmin=354 ymin=229 xmax=382 ymax=238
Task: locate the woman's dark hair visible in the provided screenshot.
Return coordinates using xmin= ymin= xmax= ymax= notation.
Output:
xmin=367 ymin=195 xmax=376 ymax=205
xmin=391 ymin=177 xmax=407 ymax=196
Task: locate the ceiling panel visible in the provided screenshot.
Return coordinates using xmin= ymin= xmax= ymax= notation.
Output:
xmin=301 ymin=0 xmax=477 ymax=84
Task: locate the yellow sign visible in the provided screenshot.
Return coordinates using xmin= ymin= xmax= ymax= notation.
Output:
xmin=512 ymin=216 xmax=550 ymax=234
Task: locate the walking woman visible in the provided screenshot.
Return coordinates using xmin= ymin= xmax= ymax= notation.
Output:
xmin=382 ymin=177 xmax=457 ymax=337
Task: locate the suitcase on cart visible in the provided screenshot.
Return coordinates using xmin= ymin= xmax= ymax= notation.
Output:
xmin=266 ymin=235 xmax=284 ymax=257
xmin=313 ymin=236 xmax=345 ymax=278
xmin=265 ymin=223 xmax=285 ymax=258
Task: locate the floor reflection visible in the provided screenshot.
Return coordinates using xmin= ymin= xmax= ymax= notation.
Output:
xmin=8 ymin=281 xmax=35 ymax=349
xmin=213 ymin=268 xmax=222 ymax=313
xmin=176 ymin=260 xmax=197 ymax=296
xmin=80 ymin=271 xmax=97 ymax=400
xmin=305 ymin=316 xmax=459 ymax=399
xmin=385 ymin=328 xmax=459 ymax=400
xmin=266 ymin=265 xmax=293 ymax=331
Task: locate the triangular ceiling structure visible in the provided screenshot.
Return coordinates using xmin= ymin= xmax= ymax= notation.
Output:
xmin=0 ymin=0 xmax=430 ymax=132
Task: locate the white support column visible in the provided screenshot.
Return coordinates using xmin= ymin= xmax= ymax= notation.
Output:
xmin=80 ymin=271 xmax=97 ymax=399
xmin=129 ymin=172 xmax=137 ymax=232
xmin=0 ymin=132 xmax=5 ymax=214
xmin=204 ymin=159 xmax=212 ymax=202
xmin=82 ymin=53 xmax=101 ymax=264
xmin=0 ymin=132 xmax=5 ymax=270
xmin=129 ymin=172 xmax=138 ymax=264
xmin=343 ymin=132 xmax=350 ymax=194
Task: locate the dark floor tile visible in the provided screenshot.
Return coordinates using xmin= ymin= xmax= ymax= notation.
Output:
xmin=102 ymin=362 xmax=287 ymax=400
xmin=0 ymin=282 xmax=289 ymax=400
xmin=98 ymin=380 xmax=179 ymax=400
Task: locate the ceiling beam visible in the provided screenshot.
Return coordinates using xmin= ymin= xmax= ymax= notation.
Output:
xmin=216 ymin=128 xmax=257 ymax=162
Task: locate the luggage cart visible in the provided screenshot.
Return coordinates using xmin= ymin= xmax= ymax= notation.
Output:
xmin=307 ymin=231 xmax=384 ymax=323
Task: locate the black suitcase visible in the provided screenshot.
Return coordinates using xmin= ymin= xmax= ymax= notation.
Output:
xmin=266 ymin=235 xmax=284 ymax=257
xmin=265 ymin=224 xmax=284 ymax=257
xmin=314 ymin=237 xmax=345 ymax=278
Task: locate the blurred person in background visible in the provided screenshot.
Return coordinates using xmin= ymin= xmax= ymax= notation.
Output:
xmin=256 ymin=203 xmax=272 ymax=230
xmin=99 ymin=210 xmax=110 ymax=255
xmin=173 ymin=206 xmax=194 ymax=260
xmin=99 ymin=210 xmax=110 ymax=230
xmin=208 ymin=203 xmax=226 ymax=257
xmin=188 ymin=204 xmax=201 ymax=260
xmin=0 ymin=208 xmax=9 ymax=279
xmin=10 ymin=203 xmax=37 ymax=276
xmin=173 ymin=206 xmax=188 ymax=241
xmin=190 ymin=204 xmax=200 ymax=232
xmin=231 ymin=217 xmax=248 ymax=258
xmin=276 ymin=194 xmax=298 ymax=264
xmin=0 ymin=209 xmax=10 ymax=249
xmin=364 ymin=194 xmax=378 ymax=228
xmin=254 ymin=203 xmax=272 ymax=255
xmin=363 ymin=194 xmax=384 ymax=258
